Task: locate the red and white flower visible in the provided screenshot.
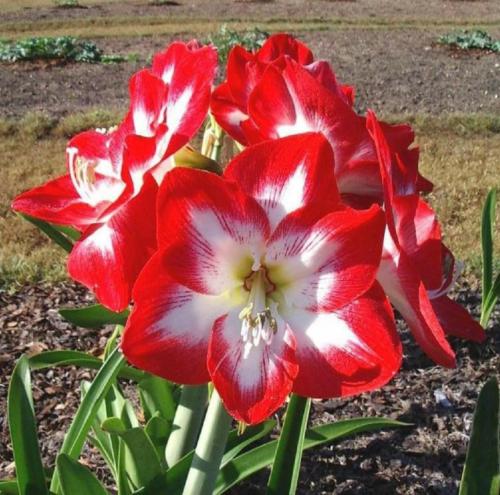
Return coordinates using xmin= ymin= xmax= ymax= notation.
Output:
xmin=122 ymin=133 xmax=402 ymax=424
xmin=212 ymin=36 xmax=431 ymax=202
xmin=12 ymin=41 xmax=217 ymax=311
xmin=367 ymin=111 xmax=485 ymax=368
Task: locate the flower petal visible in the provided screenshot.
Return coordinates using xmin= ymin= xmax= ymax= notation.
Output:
xmin=224 ymin=133 xmax=339 ymax=230
xmin=207 ymin=307 xmax=298 ymax=424
xmin=431 ymin=295 xmax=486 ymax=342
xmin=122 ymin=250 xmax=236 ymax=384
xmin=283 ymin=284 xmax=401 ymax=397
xmin=256 ymin=34 xmax=314 ymax=65
xmin=127 ymin=69 xmax=168 ymax=138
xmin=377 ymin=242 xmax=456 ymax=368
xmin=267 ymin=204 xmax=386 ymax=312
xmin=12 ymin=174 xmax=101 ymax=227
xmin=152 ymin=41 xmax=217 ymax=154
xmin=248 ymin=60 xmax=383 ymax=198
xmin=392 ymin=195 xmax=443 ymax=290
xmin=210 ymin=81 xmax=249 ymax=145
xmin=67 ymin=175 xmax=158 ymax=312
xmin=156 ymin=168 xmax=270 ymax=295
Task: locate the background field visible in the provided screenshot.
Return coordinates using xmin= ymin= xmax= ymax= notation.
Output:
xmin=0 ymin=1 xmax=499 ymax=493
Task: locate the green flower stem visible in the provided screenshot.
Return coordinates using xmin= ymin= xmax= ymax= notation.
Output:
xmin=182 ymin=390 xmax=232 ymax=495
xmin=200 ymin=115 xmax=225 ymax=163
xmin=165 ymin=384 xmax=208 ymax=467
xmin=209 ymin=116 xmax=225 ymax=163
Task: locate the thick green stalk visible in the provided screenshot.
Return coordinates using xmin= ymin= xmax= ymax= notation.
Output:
xmin=208 ymin=116 xmax=225 ymax=163
xmin=165 ymin=384 xmax=208 ymax=467
xmin=182 ymin=390 xmax=232 ymax=495
xmin=267 ymin=394 xmax=311 ymax=495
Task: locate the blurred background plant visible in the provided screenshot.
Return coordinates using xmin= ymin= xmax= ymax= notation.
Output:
xmin=0 ymin=36 xmax=133 ymax=64
xmin=207 ymin=25 xmax=269 ymax=67
xmin=438 ymin=29 xmax=500 ymax=52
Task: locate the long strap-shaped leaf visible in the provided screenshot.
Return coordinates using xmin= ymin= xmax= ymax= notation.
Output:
xmin=267 ymin=395 xmax=311 ymax=494
xmin=56 ymin=454 xmax=109 ymax=495
xmin=29 ymin=350 xmax=145 ymax=381
xmin=133 ymin=422 xmax=276 ymax=495
xmin=8 ymin=355 xmax=49 ymax=495
xmin=50 ymin=347 xmax=125 ymax=493
xmin=0 ymin=479 xmax=20 ymax=494
xmin=480 ymin=274 xmax=500 ymax=328
xmin=19 ymin=214 xmax=75 ymax=252
xmin=215 ymin=417 xmax=409 ymax=494
xmin=459 ymin=377 xmax=500 ymax=495
xmin=59 ymin=304 xmax=129 ymax=329
xmin=481 ymin=188 xmax=497 ymax=311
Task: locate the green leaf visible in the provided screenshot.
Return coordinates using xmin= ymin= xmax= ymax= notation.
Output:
xmin=267 ymin=395 xmax=311 ymax=494
xmin=136 ymin=422 xmax=275 ymax=495
xmin=215 ymin=417 xmax=410 ymax=494
xmin=222 ymin=420 xmax=276 ymax=467
xmin=0 ymin=479 xmax=19 ymax=495
xmin=7 ymin=355 xmax=49 ymax=495
xmin=54 ymin=224 xmax=81 ymax=241
xmin=480 ymin=273 xmax=500 ymax=328
xmin=145 ymin=415 xmax=172 ymax=466
xmin=29 ymin=350 xmax=145 ymax=382
xmin=59 ymin=305 xmax=129 ymax=328
xmin=102 ymin=417 xmax=128 ymax=434
xmin=117 ymin=439 xmax=133 ymax=495
xmin=139 ymin=375 xmax=176 ymax=424
xmin=102 ymin=419 xmax=163 ymax=489
xmin=50 ymin=348 xmax=125 ymax=493
xmin=19 ymin=214 xmax=74 ymax=252
xmin=83 ymin=391 xmax=115 ymax=477
xmin=459 ymin=377 xmax=500 ymax=495
xmin=481 ymin=188 xmax=497 ymax=317
xmin=56 ymin=454 xmax=109 ymax=495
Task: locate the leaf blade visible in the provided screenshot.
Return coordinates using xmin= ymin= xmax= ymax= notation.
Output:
xmin=215 ymin=417 xmax=410 ymax=494
xmin=481 ymin=188 xmax=497 ymax=316
xmin=29 ymin=350 xmax=145 ymax=382
xmin=56 ymin=454 xmax=109 ymax=495
xmin=267 ymin=395 xmax=310 ymax=495
xmin=459 ymin=377 xmax=500 ymax=495
xmin=7 ymin=356 xmax=49 ymax=495
xmin=50 ymin=347 xmax=125 ymax=493
xmin=59 ymin=304 xmax=129 ymax=328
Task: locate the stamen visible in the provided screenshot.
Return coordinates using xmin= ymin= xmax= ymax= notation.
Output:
xmin=238 ymin=269 xmax=280 ymax=356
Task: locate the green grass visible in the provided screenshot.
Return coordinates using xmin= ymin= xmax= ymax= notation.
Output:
xmin=0 ymin=111 xmax=498 ymax=288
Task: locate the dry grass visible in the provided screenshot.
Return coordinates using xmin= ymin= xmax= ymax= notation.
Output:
xmin=0 ymin=136 xmax=68 ymax=288
xmin=0 ymin=112 xmax=498 ymax=288
xmin=1 ymin=17 xmax=499 ymax=40
xmin=417 ymin=132 xmax=500 ymax=274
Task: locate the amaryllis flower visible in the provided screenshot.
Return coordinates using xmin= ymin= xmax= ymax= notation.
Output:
xmin=235 ymin=56 xmax=433 ymax=203
xmin=366 ymin=111 xmax=484 ymax=368
xmin=211 ymin=33 xmax=354 ymax=146
xmin=12 ymin=41 xmax=217 ymax=311
xmin=122 ymin=133 xmax=402 ymax=424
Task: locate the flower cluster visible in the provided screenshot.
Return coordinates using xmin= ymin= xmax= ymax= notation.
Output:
xmin=13 ymin=34 xmax=485 ymax=424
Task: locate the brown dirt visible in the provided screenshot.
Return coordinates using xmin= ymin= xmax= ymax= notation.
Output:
xmin=0 ymin=281 xmax=499 ymax=494
xmin=1 ymin=0 xmax=499 ymax=24
xmin=1 ymin=28 xmax=499 ymax=119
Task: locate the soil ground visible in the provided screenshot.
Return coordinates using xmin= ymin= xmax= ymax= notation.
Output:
xmin=1 ymin=29 xmax=499 ymax=118
xmin=0 ymin=281 xmax=498 ymax=494
xmin=0 ymin=1 xmax=499 ymax=494
xmin=1 ymin=0 xmax=499 ymax=24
